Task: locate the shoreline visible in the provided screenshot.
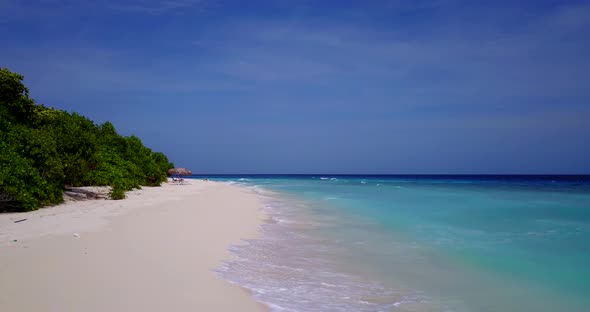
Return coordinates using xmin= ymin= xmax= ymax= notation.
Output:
xmin=216 ymin=180 xmax=429 ymax=311
xmin=0 ymin=180 xmax=269 ymax=312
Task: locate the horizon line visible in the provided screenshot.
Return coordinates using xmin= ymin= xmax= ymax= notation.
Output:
xmin=186 ymin=173 xmax=590 ymax=176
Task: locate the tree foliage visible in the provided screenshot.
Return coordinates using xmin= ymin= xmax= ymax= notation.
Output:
xmin=0 ymin=68 xmax=174 ymax=211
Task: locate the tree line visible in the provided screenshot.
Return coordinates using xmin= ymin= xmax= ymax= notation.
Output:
xmin=0 ymin=68 xmax=174 ymax=212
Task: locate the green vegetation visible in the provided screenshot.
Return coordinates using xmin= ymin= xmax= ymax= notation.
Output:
xmin=0 ymin=68 xmax=173 ymax=211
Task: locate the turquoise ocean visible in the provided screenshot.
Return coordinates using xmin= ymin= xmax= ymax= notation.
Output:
xmin=195 ymin=175 xmax=590 ymax=312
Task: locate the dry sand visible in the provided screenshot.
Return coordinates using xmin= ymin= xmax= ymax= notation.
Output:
xmin=0 ymin=180 xmax=268 ymax=312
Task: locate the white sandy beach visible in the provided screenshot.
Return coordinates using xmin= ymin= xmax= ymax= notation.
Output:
xmin=0 ymin=180 xmax=268 ymax=312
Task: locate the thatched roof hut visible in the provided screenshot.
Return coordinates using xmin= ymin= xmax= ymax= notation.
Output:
xmin=167 ymin=167 xmax=192 ymax=176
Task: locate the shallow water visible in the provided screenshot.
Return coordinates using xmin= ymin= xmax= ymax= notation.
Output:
xmin=205 ymin=175 xmax=590 ymax=311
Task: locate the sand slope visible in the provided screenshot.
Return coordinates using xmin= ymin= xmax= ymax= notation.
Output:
xmin=0 ymin=180 xmax=267 ymax=312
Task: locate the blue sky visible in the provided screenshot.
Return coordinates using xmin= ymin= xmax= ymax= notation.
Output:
xmin=2 ymin=0 xmax=589 ymax=174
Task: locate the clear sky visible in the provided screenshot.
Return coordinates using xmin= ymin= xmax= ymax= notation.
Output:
xmin=2 ymin=0 xmax=589 ymax=174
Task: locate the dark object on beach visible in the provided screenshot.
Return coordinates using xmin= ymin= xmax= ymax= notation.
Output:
xmin=171 ymin=176 xmax=186 ymax=184
xmin=167 ymin=168 xmax=192 ymax=176
xmin=14 ymin=218 xmax=27 ymax=223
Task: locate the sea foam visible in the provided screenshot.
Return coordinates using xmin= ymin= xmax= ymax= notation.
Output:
xmin=216 ymin=191 xmax=423 ymax=311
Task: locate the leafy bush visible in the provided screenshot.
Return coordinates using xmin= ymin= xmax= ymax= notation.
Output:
xmin=0 ymin=68 xmax=174 ymax=211
xmin=109 ymin=184 xmax=126 ymax=200
xmin=0 ymin=140 xmax=62 ymax=211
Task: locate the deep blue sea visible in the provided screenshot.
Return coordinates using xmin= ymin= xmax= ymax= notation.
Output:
xmin=195 ymin=175 xmax=590 ymax=312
